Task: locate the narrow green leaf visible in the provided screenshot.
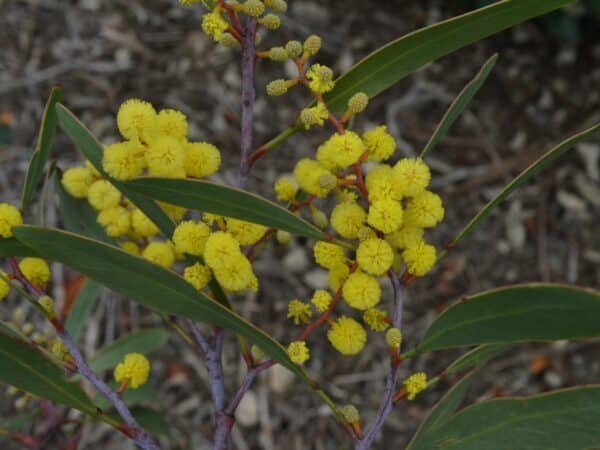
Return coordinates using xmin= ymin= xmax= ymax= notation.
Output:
xmin=126 ymin=177 xmax=325 ymax=241
xmin=445 ymin=344 xmax=508 ymax=376
xmin=407 ymin=371 xmax=476 ymax=449
xmin=0 ymin=238 xmax=39 ymax=257
xmin=453 ymin=123 xmax=600 ymax=245
xmin=415 ymin=284 xmax=600 ymax=354
xmin=130 ymin=407 xmax=169 ymax=436
xmin=55 ymin=104 xmax=175 ymax=237
xmin=21 ymin=87 xmax=62 ymax=211
xmin=421 ymin=54 xmax=497 ymax=157
xmin=89 ymin=328 xmax=170 ymax=373
xmin=324 ymin=0 xmax=573 ymax=114
xmin=0 ymin=331 xmax=101 ymax=419
xmin=65 ymin=279 xmax=102 ymax=341
xmin=12 ymin=226 xmax=308 ymax=378
xmin=410 ymin=386 xmax=600 ymax=450
xmin=56 ymin=173 xmax=112 ymax=243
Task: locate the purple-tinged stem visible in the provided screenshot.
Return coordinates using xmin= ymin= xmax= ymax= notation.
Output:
xmin=355 ymin=270 xmax=405 ymax=450
xmin=213 ymin=359 xmax=275 ymax=450
xmin=237 ymin=17 xmax=258 ymax=189
xmin=7 ymin=257 xmax=160 ymax=450
xmin=188 ymin=321 xmax=226 ymax=413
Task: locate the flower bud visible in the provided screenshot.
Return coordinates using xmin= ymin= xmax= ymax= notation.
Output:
xmin=218 ymin=32 xmax=239 ymax=48
xmin=38 ymin=295 xmax=55 ymax=317
xmin=251 ymin=345 xmax=265 ymax=362
xmin=268 ymin=46 xmax=288 ymax=62
xmin=260 ymin=13 xmax=281 ymax=30
xmin=265 ymin=0 xmax=287 ymax=13
xmin=348 ymin=92 xmax=369 ymax=114
xmin=341 ymin=404 xmax=360 ymax=424
xmin=276 ymin=230 xmax=292 ymax=245
xmin=311 ymin=208 xmax=329 ymax=229
xmin=285 ymin=40 xmax=303 ymax=58
xmin=242 ymin=0 xmax=265 ymax=17
xmin=385 ymin=327 xmax=403 ymax=349
xmin=303 ymin=35 xmax=322 ymax=56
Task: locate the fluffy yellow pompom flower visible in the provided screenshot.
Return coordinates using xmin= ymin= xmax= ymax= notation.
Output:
xmin=184 ymin=142 xmax=221 ymax=178
xmin=403 ymin=240 xmax=436 ymax=276
xmin=342 ymin=270 xmax=381 ymax=310
xmin=363 ymin=308 xmax=389 ymax=332
xmin=274 ymin=176 xmax=297 ymax=202
xmin=356 ymin=238 xmax=394 ymax=276
xmin=114 ymin=353 xmax=150 ymax=389
xmin=311 ymin=289 xmax=332 ymax=312
xmin=287 ymin=341 xmax=310 ymax=365
xmin=363 ymin=126 xmax=396 ymax=162
xmin=203 ymin=231 xmax=242 ymax=271
xmin=184 ymin=262 xmax=212 ymax=290
xmin=404 ymin=191 xmax=444 ymax=228
xmin=385 ymin=327 xmax=403 ymax=348
xmin=226 ymin=218 xmax=267 ymax=246
xmin=242 ymin=0 xmax=265 ymax=17
xmin=328 ymin=263 xmax=350 ymax=291
xmin=61 ymin=167 xmax=94 ymax=198
xmin=117 ymin=99 xmax=157 ymax=143
xmin=131 ymin=209 xmax=160 ymax=238
xmin=103 ymin=141 xmax=145 ymax=181
xmin=146 ymin=136 xmax=186 ymax=178
xmin=404 ymin=372 xmax=428 ymax=400
xmin=19 ymin=258 xmax=50 ymax=286
xmin=328 ymin=316 xmax=367 ymax=355
xmin=313 ymin=241 xmax=345 ymax=270
xmin=394 ymin=158 xmax=431 ymax=197
xmin=142 ymin=241 xmax=175 ymax=268
xmin=293 ymin=159 xmax=336 ymax=198
xmin=287 ymin=299 xmax=313 ymax=325
xmin=365 ymin=164 xmax=402 ymax=202
xmin=303 ymin=34 xmax=322 ymax=56
xmin=172 ymin=221 xmax=211 ymax=256
xmin=97 ymin=206 xmax=131 ymax=237
xmin=157 ymin=109 xmax=188 ymax=140
xmin=305 ymin=64 xmax=335 ymax=94
xmin=367 ymin=199 xmax=403 ymax=233
xmin=87 ymin=180 xmax=121 ymax=211
xmin=316 ymin=131 xmax=365 ymax=170
xmin=0 ymin=271 xmax=11 ymax=300
xmin=213 ymin=257 xmax=255 ymax=292
xmin=299 ymin=102 xmax=328 ymax=129
xmin=330 ymin=201 xmax=366 ymax=239
xmin=202 ymin=11 xmax=229 ymax=41
xmin=0 ymin=203 xmax=23 ymax=238
xmin=386 ymin=226 xmax=424 ymax=249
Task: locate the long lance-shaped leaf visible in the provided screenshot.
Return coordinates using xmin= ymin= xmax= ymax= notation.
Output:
xmin=0 ymin=331 xmax=115 ymax=425
xmin=444 ymin=344 xmax=508 ymax=376
xmin=55 ymin=104 xmax=175 ymax=237
xmin=407 ymin=371 xmax=477 ymax=449
xmin=13 ymin=226 xmax=309 ymax=379
xmin=451 ymin=123 xmax=600 ymax=245
xmin=420 ymin=54 xmax=497 ymax=158
xmin=126 ymin=177 xmax=328 ymax=241
xmin=65 ymin=279 xmax=102 ymax=341
xmin=412 ymin=284 xmax=600 ymax=354
xmin=409 ymin=385 xmax=600 ymax=450
xmin=0 ymin=238 xmax=40 ymax=258
xmin=263 ymin=0 xmax=574 ymax=149
xmin=21 ymin=87 xmax=62 ymax=211
xmin=323 ymin=0 xmax=573 ymax=114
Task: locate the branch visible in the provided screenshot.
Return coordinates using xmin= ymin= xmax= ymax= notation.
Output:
xmin=188 ymin=321 xmax=227 ymax=413
xmin=213 ymin=359 xmax=275 ymax=450
xmin=237 ymin=17 xmax=258 ymax=188
xmin=354 ymin=270 xmax=405 ymax=450
xmin=7 ymin=257 xmax=160 ymax=450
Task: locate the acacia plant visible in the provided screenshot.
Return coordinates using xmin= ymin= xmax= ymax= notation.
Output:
xmin=1 ymin=0 xmax=599 ymax=449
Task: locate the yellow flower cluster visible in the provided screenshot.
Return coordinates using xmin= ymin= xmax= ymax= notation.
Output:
xmin=0 ymin=203 xmax=23 ymax=238
xmin=114 ymin=353 xmax=150 ymax=389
